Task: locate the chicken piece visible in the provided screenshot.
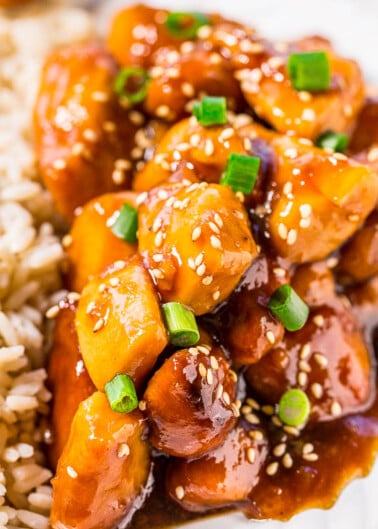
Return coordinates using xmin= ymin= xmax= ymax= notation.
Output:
xmin=133 ymin=116 xmax=248 ymax=191
xmin=239 ymin=36 xmax=364 ymax=139
xmin=218 ymin=255 xmax=287 ymax=366
xmin=144 ymin=44 xmax=242 ymax=122
xmin=47 ymin=298 xmax=95 ymax=469
xmin=166 ymin=423 xmax=268 ymax=512
xmin=290 ymin=260 xmax=337 ymax=307
xmin=266 ymin=136 xmax=378 ymax=263
xmin=246 ymin=295 xmax=371 ymax=422
xmin=75 ymin=256 xmax=168 ymax=390
xmin=336 ymin=210 xmax=378 ymax=285
xmin=138 ymin=181 xmax=257 ymax=315
xmin=51 ymin=391 xmax=150 ymax=529
xmin=107 ymin=4 xmax=228 ymax=69
xmin=66 ymin=191 xmax=139 ymax=292
xmin=143 ymin=345 xmax=237 ymax=458
xmin=34 ymin=43 xmax=137 ymax=221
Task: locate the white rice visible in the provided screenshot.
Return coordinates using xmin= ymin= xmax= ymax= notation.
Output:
xmin=0 ymin=2 xmax=94 ymax=527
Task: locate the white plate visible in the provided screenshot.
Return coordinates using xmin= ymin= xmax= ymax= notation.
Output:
xmin=98 ymin=1 xmax=378 ymax=527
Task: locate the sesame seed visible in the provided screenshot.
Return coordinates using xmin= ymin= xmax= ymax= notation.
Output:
xmin=298 ymin=360 xmax=311 ymax=373
xmin=213 ymin=213 xmax=224 ymax=229
xmin=67 ymin=466 xmax=78 ymax=479
xmin=202 ymin=275 xmax=214 ymax=286
xmin=266 ymin=330 xmax=276 ymax=345
xmin=93 ymin=318 xmax=105 ymax=333
xmin=247 ymin=447 xmax=256 ymax=464
xmin=298 ymin=371 xmax=308 ymax=387
xmin=246 ymin=398 xmax=260 ymax=410
xmin=208 ymin=356 xmax=219 ymax=370
xmin=52 ymin=159 xmax=66 ymax=170
xmin=302 ymin=108 xmax=316 ymax=121
xmin=347 ymin=214 xmax=360 ymax=222
xmin=67 ymin=292 xmax=80 ymax=303
xmin=175 ymin=486 xmax=185 ymax=500
xmin=314 ymin=354 xmax=328 ymax=370
xmin=262 ymin=405 xmax=275 ymax=416
xmin=197 ymin=346 xmax=211 ymax=356
xmin=215 ymin=383 xmax=223 ymax=400
xmin=283 ymin=181 xmax=293 ymax=196
xmin=197 ymin=24 xmax=212 ymax=39
xmin=278 ymin=223 xmax=288 ymax=240
xmin=181 ymin=82 xmax=195 ymax=98
xmin=302 ymin=443 xmax=314 ymax=455
xmin=367 ymin=146 xmax=378 ymax=162
xmin=204 ymin=139 xmax=215 ymax=157
xmin=152 ymin=217 xmax=162 ymax=233
xmin=326 ymin=256 xmax=339 ymax=268
xmin=287 ymin=229 xmax=297 ymax=245
xmin=92 ymin=90 xmax=109 ymax=102
xmin=152 ymin=254 xmax=163 ymax=263
xmin=344 ymin=104 xmax=353 ymax=117
xmin=112 ymin=169 xmax=126 ymax=184
xmin=311 ymin=383 xmax=324 ymax=399
xmin=303 ymin=452 xmax=319 ymax=462
xmin=273 ymin=443 xmax=287 ymax=457
xmin=249 ymin=430 xmax=264 ymax=441
xmin=212 ymin=290 xmax=221 ymax=301
xmin=117 ymin=443 xmax=130 ymax=458
xmin=299 ymin=218 xmax=311 ymax=229
xmin=206 ymin=369 xmax=214 ymax=385
xmin=156 ymin=105 xmax=170 ymax=118
xmin=300 ymin=343 xmax=311 ymax=359
xmin=266 ymin=462 xmax=279 ymax=476
xmin=313 ymin=315 xmax=325 ymax=328
xmin=210 ymin=235 xmax=222 ymax=249
xmin=190 ymin=134 xmax=201 ymax=147
xmin=151 ymin=269 xmax=164 ymax=280
xmin=241 ymin=405 xmax=252 ymax=414
xmin=222 ymin=391 xmax=231 ymax=405
xmin=180 ymin=41 xmax=195 ymax=54
xmin=284 ymin=148 xmax=298 ymax=159
xmin=271 ymin=416 xmax=283 ymax=427
xmin=210 ymin=52 xmax=222 ymax=64
xmin=231 ymin=403 xmax=240 ymax=417
xmin=99 ymin=283 xmax=106 ymax=293
xmin=298 ymin=91 xmax=312 ymax=102
xmin=108 ymin=277 xmax=120 ymax=288
xmin=188 ymin=257 xmax=196 ymax=270
xmin=283 ymin=425 xmax=300 ymax=436
xmin=86 ymin=301 xmax=96 ymax=315
xmin=103 ymin=120 xmax=116 ymax=133
xmin=196 ymin=264 xmax=206 ymax=276
xmin=209 ymin=221 xmax=220 ymax=235
xmin=229 ymin=369 xmax=238 ymax=382
xmin=273 ymin=267 xmax=286 ymax=278
xmin=245 ymin=413 xmax=260 ymax=425
xmin=136 ymin=192 xmax=148 ymax=206
xmin=83 ymin=128 xmax=98 ymax=143
xmin=198 ymin=362 xmax=207 ymax=378
xmin=282 ymin=453 xmax=293 ymax=468
xmin=191 ymin=226 xmax=202 ymax=241
xmin=331 ymin=401 xmax=342 ymax=417
xmin=299 ymin=204 xmax=312 ymax=218
xmin=154 ymin=232 xmax=164 ymax=248
xmin=138 ymin=400 xmax=147 ymax=411
xmin=45 ymin=305 xmax=60 ymax=319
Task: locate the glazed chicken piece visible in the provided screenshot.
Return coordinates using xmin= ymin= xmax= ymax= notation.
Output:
xmin=66 ymin=191 xmax=139 ymax=292
xmin=133 ymin=116 xmax=248 ymax=191
xmin=47 ymin=298 xmax=95 ymax=469
xmin=138 ymin=181 xmax=257 ymax=315
xmin=238 ymin=36 xmax=364 ymax=139
xmin=336 ymin=210 xmax=378 ymax=285
xmin=51 ymin=391 xmax=150 ymax=529
xmin=75 ymin=255 xmax=168 ymax=390
xmin=218 ymin=255 xmax=288 ymax=366
xmin=144 ymin=43 xmax=242 ymax=122
xmin=266 ymin=135 xmax=378 ymax=263
xmin=107 ymin=4 xmax=230 ymax=69
xmin=34 ymin=43 xmax=137 ymax=221
xmin=246 ymin=262 xmax=372 ymax=422
xmin=143 ymin=344 xmax=237 ymax=458
xmin=166 ymin=423 xmax=268 ymax=511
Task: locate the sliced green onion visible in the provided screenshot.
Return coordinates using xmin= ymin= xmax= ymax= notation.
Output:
xmin=114 ymin=67 xmax=150 ymax=104
xmin=111 ymin=203 xmax=138 ymax=243
xmin=288 ymin=51 xmax=330 ymax=92
xmin=165 ymin=12 xmax=209 ymax=39
xmin=221 ymin=153 xmax=260 ymax=194
xmin=316 ymin=131 xmax=349 ymax=153
xmin=192 ymin=96 xmax=227 ymax=127
xmin=269 ymin=285 xmax=309 ymax=332
xmin=278 ymin=388 xmax=311 ymax=427
xmin=105 ymin=374 xmax=138 ymax=413
xmin=162 ymin=302 xmax=200 ymax=347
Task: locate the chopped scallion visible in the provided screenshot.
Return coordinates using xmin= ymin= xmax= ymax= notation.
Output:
xmin=105 ymin=374 xmax=138 ymax=413
xmin=316 ymin=131 xmax=349 ymax=153
xmin=114 ymin=67 xmax=150 ymax=104
xmin=269 ymin=285 xmax=309 ymax=331
xmin=111 ymin=203 xmax=138 ymax=243
xmin=288 ymin=51 xmax=330 ymax=92
xmin=278 ymin=388 xmax=310 ymax=427
xmin=165 ymin=12 xmax=209 ymax=39
xmin=162 ymin=302 xmax=200 ymax=347
xmin=192 ymin=96 xmax=227 ymax=127
xmin=221 ymin=153 xmax=260 ymax=194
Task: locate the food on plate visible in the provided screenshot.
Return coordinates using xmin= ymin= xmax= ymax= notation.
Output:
xmin=1 ymin=2 xmax=378 ymax=529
